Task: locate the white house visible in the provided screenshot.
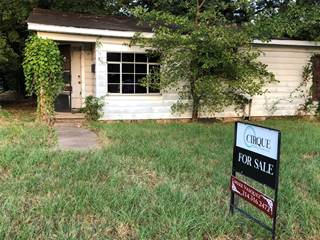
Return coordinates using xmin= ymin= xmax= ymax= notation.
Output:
xmin=27 ymin=8 xmax=320 ymax=120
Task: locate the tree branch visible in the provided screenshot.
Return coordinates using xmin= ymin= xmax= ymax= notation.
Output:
xmin=199 ymin=0 xmax=206 ymax=10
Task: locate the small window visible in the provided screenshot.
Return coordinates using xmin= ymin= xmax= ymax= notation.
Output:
xmin=136 ymin=53 xmax=147 ymax=62
xmin=108 ymin=84 xmax=120 ymax=93
xmin=123 ymin=74 xmax=135 ymax=84
xmin=136 ymin=84 xmax=147 ymax=93
xmin=122 ymin=84 xmax=134 ymax=94
xmin=108 ymin=74 xmax=120 ymax=83
xmin=136 ymin=74 xmax=147 ymax=84
xmin=107 ymin=52 xmax=121 ymax=62
xmin=122 ymin=53 xmax=134 ymax=62
xmin=122 ymin=64 xmax=134 ymax=73
xmin=135 ymin=64 xmax=147 ymax=73
xmin=108 ymin=64 xmax=120 ymax=73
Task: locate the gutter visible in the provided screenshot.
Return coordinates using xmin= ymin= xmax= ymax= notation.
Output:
xmin=28 ymin=23 xmax=154 ymax=39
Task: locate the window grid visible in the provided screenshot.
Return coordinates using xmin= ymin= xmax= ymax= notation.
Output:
xmin=106 ymin=52 xmax=160 ymax=94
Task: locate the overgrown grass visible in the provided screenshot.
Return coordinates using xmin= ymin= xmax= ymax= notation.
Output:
xmin=0 ymin=109 xmax=319 ymax=239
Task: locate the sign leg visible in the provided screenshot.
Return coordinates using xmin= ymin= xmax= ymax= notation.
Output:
xmin=272 ymin=184 xmax=279 ymax=240
xmin=229 ymin=171 xmax=236 ymax=214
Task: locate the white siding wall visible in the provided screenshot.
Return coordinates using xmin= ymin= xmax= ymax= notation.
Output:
xmin=84 ymin=43 xmax=96 ymax=97
xmin=96 ymin=40 xmax=320 ymax=120
xmin=249 ymin=46 xmax=319 ymax=117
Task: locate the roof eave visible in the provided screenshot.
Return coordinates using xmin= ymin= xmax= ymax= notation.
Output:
xmin=28 ymin=22 xmax=154 ymax=39
xmin=28 ymin=23 xmax=320 ymax=46
xmin=253 ymin=39 xmax=320 ymax=47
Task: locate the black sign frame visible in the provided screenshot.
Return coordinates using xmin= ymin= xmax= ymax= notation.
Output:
xmin=230 ymin=121 xmax=281 ymax=240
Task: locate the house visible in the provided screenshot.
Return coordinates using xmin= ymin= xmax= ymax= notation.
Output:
xmin=27 ymin=8 xmax=320 ymax=120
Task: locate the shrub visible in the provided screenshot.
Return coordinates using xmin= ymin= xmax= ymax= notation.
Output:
xmin=82 ymin=96 xmax=104 ymax=121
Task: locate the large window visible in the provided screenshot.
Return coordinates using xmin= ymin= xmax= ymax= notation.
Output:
xmin=107 ymin=52 xmax=160 ymax=94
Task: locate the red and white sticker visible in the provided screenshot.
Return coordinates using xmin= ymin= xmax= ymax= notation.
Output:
xmin=230 ymin=176 xmax=275 ymax=218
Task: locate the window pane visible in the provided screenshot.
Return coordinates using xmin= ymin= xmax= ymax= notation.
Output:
xmin=122 ymin=53 xmax=134 ymax=62
xmin=135 ymin=64 xmax=147 ymax=73
xmin=108 ymin=84 xmax=120 ymax=93
xmin=107 ymin=52 xmax=121 ymax=62
xmin=122 ymin=84 xmax=134 ymax=94
xmin=135 ymin=74 xmax=147 ymax=83
xmin=149 ymin=64 xmax=160 ymax=74
xmin=149 ymin=68 xmax=160 ymax=93
xmin=63 ymin=71 xmax=71 ymax=84
xmin=135 ymin=84 xmax=147 ymax=94
xmin=122 ymin=64 xmax=134 ymax=73
xmin=108 ymin=64 xmax=120 ymax=73
xmin=123 ymin=74 xmax=134 ymax=84
xmin=149 ymin=55 xmax=160 ymax=63
xmin=108 ymin=73 xmax=120 ymax=83
xmin=149 ymin=87 xmax=160 ymax=93
xmin=136 ymin=53 xmax=147 ymax=62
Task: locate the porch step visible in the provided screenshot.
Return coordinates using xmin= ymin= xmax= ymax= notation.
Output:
xmin=54 ymin=112 xmax=86 ymax=126
xmin=54 ymin=121 xmax=85 ymax=128
xmin=55 ymin=112 xmax=85 ymax=119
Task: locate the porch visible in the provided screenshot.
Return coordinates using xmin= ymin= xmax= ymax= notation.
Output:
xmin=52 ymin=41 xmax=96 ymax=113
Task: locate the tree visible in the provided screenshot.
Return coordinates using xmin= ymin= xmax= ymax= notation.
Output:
xmin=23 ymin=35 xmax=64 ymax=125
xmin=252 ymin=0 xmax=320 ymax=41
xmin=132 ymin=0 xmax=275 ymax=121
xmin=0 ymin=0 xmax=34 ymax=95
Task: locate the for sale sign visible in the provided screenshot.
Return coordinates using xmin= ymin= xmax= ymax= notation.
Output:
xmin=230 ymin=176 xmax=274 ymax=218
xmin=230 ymin=122 xmax=281 ymax=240
xmin=233 ymin=122 xmax=280 ymax=189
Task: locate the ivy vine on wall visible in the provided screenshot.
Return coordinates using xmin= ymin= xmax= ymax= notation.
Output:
xmin=23 ymin=35 xmax=64 ymax=125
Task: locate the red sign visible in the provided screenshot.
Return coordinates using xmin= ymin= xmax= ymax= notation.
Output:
xmin=230 ymin=176 xmax=274 ymax=218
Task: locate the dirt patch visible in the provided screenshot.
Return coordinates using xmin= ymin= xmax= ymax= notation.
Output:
xmin=128 ymin=168 xmax=165 ymax=188
xmin=0 ymin=167 xmax=11 ymax=181
xmin=0 ymin=100 xmax=36 ymax=124
xmin=302 ymin=151 xmax=320 ymax=160
xmin=113 ymin=223 xmax=137 ymax=240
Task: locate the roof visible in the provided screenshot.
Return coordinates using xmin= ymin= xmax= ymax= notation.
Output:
xmin=27 ymin=9 xmax=320 ymax=46
xmin=27 ymin=8 xmax=152 ymax=33
xmin=253 ymin=39 xmax=320 ymax=47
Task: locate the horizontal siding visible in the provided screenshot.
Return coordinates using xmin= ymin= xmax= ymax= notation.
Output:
xmin=95 ymin=41 xmax=320 ymax=120
xmin=84 ymin=43 xmax=95 ymax=97
xmin=249 ymin=45 xmax=319 ymax=117
xmin=103 ymin=94 xmax=191 ymax=120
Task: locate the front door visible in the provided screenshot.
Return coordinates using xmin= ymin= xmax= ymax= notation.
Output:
xmin=55 ymin=45 xmax=72 ymax=112
xmin=71 ymin=46 xmax=82 ymax=109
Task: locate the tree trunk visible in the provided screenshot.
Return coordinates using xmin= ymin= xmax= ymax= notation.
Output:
xmin=37 ymin=85 xmax=55 ymax=126
xmin=190 ymin=77 xmax=199 ymax=121
xmin=38 ymin=86 xmax=47 ymax=123
xmin=192 ymin=103 xmax=199 ymax=121
xmin=190 ymin=0 xmax=205 ymax=122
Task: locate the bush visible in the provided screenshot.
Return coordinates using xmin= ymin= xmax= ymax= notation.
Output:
xmin=82 ymin=96 xmax=104 ymax=121
xmin=23 ymin=35 xmax=64 ymax=125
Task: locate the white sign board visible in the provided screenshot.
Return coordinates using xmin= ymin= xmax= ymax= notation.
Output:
xmin=236 ymin=122 xmax=279 ymax=160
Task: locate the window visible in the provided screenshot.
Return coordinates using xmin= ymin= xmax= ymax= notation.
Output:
xmin=107 ymin=52 xmax=160 ymax=94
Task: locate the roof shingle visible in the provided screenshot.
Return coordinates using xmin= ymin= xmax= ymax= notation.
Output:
xmin=27 ymin=8 xmax=152 ymax=33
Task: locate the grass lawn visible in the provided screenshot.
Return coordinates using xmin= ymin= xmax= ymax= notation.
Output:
xmin=0 ymin=109 xmax=319 ymax=239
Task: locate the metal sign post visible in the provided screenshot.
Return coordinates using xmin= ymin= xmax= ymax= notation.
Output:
xmin=230 ymin=121 xmax=281 ymax=240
